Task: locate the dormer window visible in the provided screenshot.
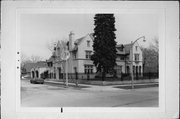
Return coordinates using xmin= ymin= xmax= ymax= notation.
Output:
xmin=87 ymin=40 xmax=90 ymax=47
xmin=120 ymin=45 xmax=124 ymax=51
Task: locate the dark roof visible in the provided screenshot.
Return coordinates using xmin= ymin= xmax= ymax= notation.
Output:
xmin=124 ymin=43 xmax=132 ymax=54
xmin=116 ymin=43 xmax=133 ymax=55
xmin=116 ymin=44 xmax=125 ymax=55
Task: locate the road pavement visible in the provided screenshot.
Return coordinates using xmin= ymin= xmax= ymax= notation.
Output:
xmin=21 ymin=78 xmax=158 ymax=107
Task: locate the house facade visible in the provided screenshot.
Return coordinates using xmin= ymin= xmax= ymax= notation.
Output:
xmin=46 ymin=31 xmax=96 ymax=80
xmin=116 ymin=42 xmax=143 ymax=77
xmin=29 ymin=61 xmax=49 ymax=79
xmin=30 ymin=31 xmax=143 ymax=80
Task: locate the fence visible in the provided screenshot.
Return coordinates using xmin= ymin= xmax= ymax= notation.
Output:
xmin=55 ymin=72 xmax=159 ymax=81
xmin=121 ymin=72 xmax=158 ymax=81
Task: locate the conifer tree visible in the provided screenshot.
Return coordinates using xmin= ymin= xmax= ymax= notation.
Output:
xmin=91 ymin=14 xmax=117 ymax=81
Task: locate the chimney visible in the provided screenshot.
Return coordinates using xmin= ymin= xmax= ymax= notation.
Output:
xmin=69 ymin=31 xmax=75 ymax=51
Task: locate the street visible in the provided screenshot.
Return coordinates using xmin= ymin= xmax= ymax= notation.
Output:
xmin=21 ymin=79 xmax=158 ymax=107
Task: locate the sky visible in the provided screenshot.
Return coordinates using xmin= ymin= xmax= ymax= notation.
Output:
xmin=21 ymin=13 xmax=159 ymax=60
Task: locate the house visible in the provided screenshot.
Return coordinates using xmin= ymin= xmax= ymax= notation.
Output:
xmin=44 ymin=31 xmax=143 ymax=80
xmin=28 ymin=61 xmax=49 ymax=79
xmin=46 ymin=31 xmax=96 ymax=80
xmin=116 ymin=42 xmax=143 ymax=77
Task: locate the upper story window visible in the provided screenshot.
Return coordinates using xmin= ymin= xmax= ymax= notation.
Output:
xmin=120 ymin=57 xmax=125 ymax=60
xmin=120 ymin=45 xmax=124 ymax=51
xmin=47 ymin=62 xmax=53 ymax=67
xmin=74 ymin=53 xmax=77 ymax=59
xmin=134 ymin=54 xmax=139 ymax=61
xmin=135 ymin=46 xmax=138 ymax=51
xmin=85 ymin=50 xmax=92 ymax=59
xmin=87 ymin=40 xmax=90 ymax=47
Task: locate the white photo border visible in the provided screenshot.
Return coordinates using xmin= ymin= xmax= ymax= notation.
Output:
xmin=1 ymin=1 xmax=179 ymax=119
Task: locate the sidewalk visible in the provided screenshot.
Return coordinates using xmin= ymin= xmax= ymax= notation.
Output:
xmin=44 ymin=78 xmax=158 ymax=85
xmin=44 ymin=79 xmax=124 ymax=91
xmin=44 ymin=78 xmax=159 ymax=91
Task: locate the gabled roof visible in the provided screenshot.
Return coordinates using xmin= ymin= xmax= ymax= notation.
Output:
xmin=74 ymin=33 xmax=94 ymax=45
xmin=116 ymin=44 xmax=125 ymax=55
xmin=71 ymin=33 xmax=94 ymax=52
xmin=74 ymin=36 xmax=86 ymax=45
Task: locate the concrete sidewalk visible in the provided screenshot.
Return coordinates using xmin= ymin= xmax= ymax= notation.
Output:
xmin=44 ymin=79 xmax=158 ymax=91
xmin=44 ymin=78 xmax=158 ymax=85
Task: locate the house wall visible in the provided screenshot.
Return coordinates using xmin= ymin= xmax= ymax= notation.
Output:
xmin=116 ymin=61 xmax=126 ymax=73
xmin=76 ymin=34 xmax=96 ymax=74
xmin=78 ymin=35 xmax=93 ymax=59
xmin=48 ymin=33 xmax=144 ymax=79
xmin=131 ymin=42 xmax=143 ymax=75
xmin=31 ymin=67 xmax=49 ymax=79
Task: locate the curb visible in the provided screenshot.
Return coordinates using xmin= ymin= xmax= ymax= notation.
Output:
xmin=44 ymin=80 xmax=158 ymax=87
xmin=44 ymin=80 xmax=81 ymax=87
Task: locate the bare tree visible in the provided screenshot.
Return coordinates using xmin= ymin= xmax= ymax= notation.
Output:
xmin=21 ymin=53 xmax=30 ymax=66
xmin=30 ymin=55 xmax=43 ymax=63
xmin=56 ymin=40 xmax=68 ymax=83
xmin=46 ymin=37 xmax=67 ymax=52
xmin=46 ymin=41 xmax=57 ymax=52
xmin=150 ymin=37 xmax=159 ymax=53
xmin=21 ymin=53 xmax=43 ymax=66
xmin=142 ymin=37 xmax=159 ymax=73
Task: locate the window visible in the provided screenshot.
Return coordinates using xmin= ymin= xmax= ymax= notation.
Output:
xmin=120 ymin=45 xmax=124 ymax=51
xmin=74 ymin=67 xmax=77 ymax=73
xmin=133 ymin=66 xmax=135 ymax=74
xmin=135 ymin=46 xmax=138 ymax=51
xmin=120 ymin=57 xmax=124 ymax=60
xmin=115 ymin=65 xmax=122 ymax=74
xmin=48 ymin=62 xmax=53 ymax=67
xmin=84 ymin=65 xmax=93 ymax=74
xmin=85 ymin=51 xmax=92 ymax=59
xmin=139 ymin=66 xmax=141 ymax=75
xmin=134 ymin=54 xmax=139 ymax=61
xmin=126 ymin=66 xmax=130 ymax=74
xmin=73 ymin=53 xmax=77 ymax=59
xmin=87 ymin=40 xmax=90 ymax=47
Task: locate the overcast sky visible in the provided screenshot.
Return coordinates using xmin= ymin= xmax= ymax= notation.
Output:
xmin=21 ymin=14 xmax=159 ymax=60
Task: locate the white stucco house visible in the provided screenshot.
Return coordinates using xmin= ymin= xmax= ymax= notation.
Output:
xmin=30 ymin=61 xmax=49 ymax=79
xmin=45 ymin=31 xmax=143 ymax=80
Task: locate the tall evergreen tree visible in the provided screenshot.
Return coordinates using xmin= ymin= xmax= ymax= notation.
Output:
xmin=91 ymin=14 xmax=117 ymax=81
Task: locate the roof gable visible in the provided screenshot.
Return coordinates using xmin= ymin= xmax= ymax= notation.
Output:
xmin=74 ymin=33 xmax=94 ymax=45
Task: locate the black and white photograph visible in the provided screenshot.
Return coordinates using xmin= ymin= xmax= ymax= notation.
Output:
xmin=20 ymin=13 xmax=159 ymax=107
xmin=1 ymin=1 xmax=179 ymax=119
